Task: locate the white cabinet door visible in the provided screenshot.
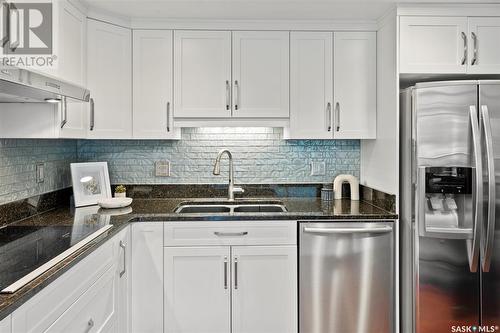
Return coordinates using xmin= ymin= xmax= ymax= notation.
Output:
xmin=0 ymin=315 xmax=11 ymax=333
xmin=287 ymin=32 xmax=333 ymax=139
xmin=231 ymin=246 xmax=297 ymax=333
xmin=87 ymin=19 xmax=132 ymax=139
xmin=114 ymin=227 xmax=130 ymax=333
xmin=333 ymin=32 xmax=376 ymax=139
xmin=164 ymin=246 xmax=231 ymax=333
xmin=174 ymin=31 xmax=231 ymax=118
xmin=400 ymin=16 xmax=468 ymax=74
xmin=468 ymin=17 xmax=500 ymax=74
xmin=44 ymin=266 xmax=116 ymax=333
xmin=131 ymin=223 xmax=163 ymax=333
xmin=133 ymin=30 xmax=180 ymax=139
xmin=57 ymin=1 xmax=88 ymax=138
xmin=232 ymin=31 xmax=289 ymax=118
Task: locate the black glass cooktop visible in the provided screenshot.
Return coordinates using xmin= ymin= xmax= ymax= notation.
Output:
xmin=0 ymin=217 xmax=109 ymax=292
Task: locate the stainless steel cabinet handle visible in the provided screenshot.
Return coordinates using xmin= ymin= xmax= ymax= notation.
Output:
xmin=234 ymin=80 xmax=239 ymax=111
xmin=225 ymin=80 xmax=230 ymax=111
xmin=327 ymin=102 xmax=332 ymax=132
xmin=234 ymin=257 xmax=238 ymax=290
xmin=335 ymin=102 xmax=340 ymax=132
xmin=89 ymin=98 xmax=95 ymax=131
xmin=119 ymin=240 xmax=126 ymax=277
xmin=223 ymin=256 xmax=228 ymax=289
xmin=60 ymin=97 xmax=67 ymax=129
xmin=468 ymin=105 xmax=483 ymax=273
xmin=303 ymin=226 xmax=392 ymax=234
xmin=85 ymin=318 xmax=94 ymax=332
xmin=166 ymin=101 xmax=170 ymax=132
xmin=461 ymin=32 xmax=468 ymax=65
xmin=480 ymin=105 xmax=496 ymax=272
xmin=471 ymin=32 xmax=478 ymax=65
xmin=214 ymin=231 xmax=248 ymax=237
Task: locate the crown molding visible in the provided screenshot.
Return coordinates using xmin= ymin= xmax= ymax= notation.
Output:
xmin=130 ymin=18 xmax=378 ymax=31
xmin=397 ymin=3 xmax=500 ymax=17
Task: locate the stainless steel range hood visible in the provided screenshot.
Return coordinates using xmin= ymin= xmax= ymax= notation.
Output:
xmin=0 ymin=67 xmax=90 ymax=103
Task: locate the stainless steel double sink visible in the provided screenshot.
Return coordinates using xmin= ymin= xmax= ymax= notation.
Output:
xmin=175 ymin=201 xmax=287 ymax=214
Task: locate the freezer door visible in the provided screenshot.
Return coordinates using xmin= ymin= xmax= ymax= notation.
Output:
xmin=414 ymin=82 xmax=478 ymax=167
xmin=479 ymin=82 xmax=500 ymax=327
xmin=299 ymin=222 xmax=394 ymax=333
xmin=413 ymin=82 xmax=482 ymax=333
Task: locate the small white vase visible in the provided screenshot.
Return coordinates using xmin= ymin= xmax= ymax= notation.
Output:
xmin=114 ymin=192 xmax=126 ymax=198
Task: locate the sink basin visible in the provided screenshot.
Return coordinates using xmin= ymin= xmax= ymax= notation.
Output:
xmin=233 ymin=205 xmax=287 ymax=213
xmin=175 ymin=205 xmax=231 ymax=213
xmin=175 ymin=202 xmax=287 ymax=214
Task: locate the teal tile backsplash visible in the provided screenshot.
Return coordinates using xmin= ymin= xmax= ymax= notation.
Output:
xmin=0 ymin=128 xmax=360 ymax=204
xmin=0 ymin=139 xmax=77 ymax=204
xmin=78 ymin=128 xmax=360 ymax=185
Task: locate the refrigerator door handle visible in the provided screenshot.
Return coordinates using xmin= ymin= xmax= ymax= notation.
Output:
xmin=480 ymin=105 xmax=496 ymax=272
xmin=468 ymin=105 xmax=483 ymax=273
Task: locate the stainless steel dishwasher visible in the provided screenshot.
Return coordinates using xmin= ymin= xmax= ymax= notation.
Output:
xmin=299 ymin=221 xmax=395 ymax=333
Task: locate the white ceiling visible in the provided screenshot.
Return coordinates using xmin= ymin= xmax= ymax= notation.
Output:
xmin=81 ymin=0 xmax=500 ymax=21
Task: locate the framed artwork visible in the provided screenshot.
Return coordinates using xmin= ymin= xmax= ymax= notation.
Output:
xmin=70 ymin=162 xmax=111 ymax=207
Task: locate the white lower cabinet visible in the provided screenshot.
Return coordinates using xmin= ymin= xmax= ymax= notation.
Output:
xmin=231 ymin=246 xmax=297 ymax=333
xmin=163 ymin=221 xmax=298 ymax=333
xmin=164 ymin=247 xmax=231 ymax=333
xmin=44 ymin=265 xmax=116 ymax=333
xmin=0 ymin=315 xmax=11 ymax=333
xmin=10 ymin=227 xmax=129 ymax=333
xmin=130 ymin=223 xmax=164 ymax=333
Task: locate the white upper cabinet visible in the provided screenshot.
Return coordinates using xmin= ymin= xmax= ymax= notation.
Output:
xmin=56 ymin=1 xmax=88 ymax=139
xmin=286 ymin=31 xmax=376 ymax=140
xmin=467 ymin=17 xmax=500 ymax=74
xmin=133 ymin=30 xmax=180 ymax=139
xmin=231 ymin=246 xmax=297 ymax=333
xmin=399 ymin=16 xmax=500 ymax=74
xmin=174 ymin=31 xmax=232 ymax=118
xmin=232 ymin=31 xmax=290 ymax=118
xmin=164 ymin=246 xmax=231 ymax=333
xmin=87 ymin=19 xmax=132 ymax=139
xmin=333 ymin=32 xmax=376 ymax=139
xmin=399 ymin=16 xmax=468 ymax=74
xmin=287 ymin=32 xmax=333 ymax=139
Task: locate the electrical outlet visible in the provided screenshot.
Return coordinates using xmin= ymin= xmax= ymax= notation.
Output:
xmin=155 ymin=160 xmax=171 ymax=177
xmin=310 ymin=161 xmax=326 ymax=176
xmin=36 ymin=162 xmax=44 ymax=183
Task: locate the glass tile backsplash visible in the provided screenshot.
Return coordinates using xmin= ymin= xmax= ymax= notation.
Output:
xmin=1 ymin=128 xmax=360 ymax=204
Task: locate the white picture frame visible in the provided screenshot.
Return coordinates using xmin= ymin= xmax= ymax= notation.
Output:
xmin=70 ymin=162 xmax=112 ymax=207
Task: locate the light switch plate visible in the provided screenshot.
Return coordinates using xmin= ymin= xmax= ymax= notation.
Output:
xmin=310 ymin=161 xmax=326 ymax=176
xmin=155 ymin=160 xmax=171 ymax=177
xmin=36 ymin=162 xmax=44 ymax=183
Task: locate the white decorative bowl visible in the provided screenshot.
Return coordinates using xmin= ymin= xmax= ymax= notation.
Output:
xmin=97 ymin=197 xmax=133 ymax=209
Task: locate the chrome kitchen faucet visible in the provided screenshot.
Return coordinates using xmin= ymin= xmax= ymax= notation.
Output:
xmin=213 ymin=149 xmax=245 ymax=201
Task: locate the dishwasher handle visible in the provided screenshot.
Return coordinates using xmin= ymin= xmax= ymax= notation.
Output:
xmin=303 ymin=226 xmax=393 ymax=234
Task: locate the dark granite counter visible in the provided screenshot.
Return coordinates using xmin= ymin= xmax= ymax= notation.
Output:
xmin=0 ymin=194 xmax=397 ymax=320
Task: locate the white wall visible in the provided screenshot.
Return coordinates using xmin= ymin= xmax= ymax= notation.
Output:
xmin=360 ymin=10 xmax=398 ymax=197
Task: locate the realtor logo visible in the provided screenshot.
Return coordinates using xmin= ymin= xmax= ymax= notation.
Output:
xmin=1 ymin=1 xmax=53 ymax=55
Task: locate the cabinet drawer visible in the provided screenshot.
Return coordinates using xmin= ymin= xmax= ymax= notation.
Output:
xmin=45 ymin=265 xmax=116 ymax=333
xmin=11 ymin=240 xmax=114 ymax=333
xmin=164 ymin=221 xmax=297 ymax=246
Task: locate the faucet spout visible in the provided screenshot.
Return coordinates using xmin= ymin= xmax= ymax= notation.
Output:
xmin=212 ymin=149 xmax=244 ymax=201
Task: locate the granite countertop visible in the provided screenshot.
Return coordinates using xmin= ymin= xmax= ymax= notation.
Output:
xmin=0 ymin=197 xmax=397 ymax=320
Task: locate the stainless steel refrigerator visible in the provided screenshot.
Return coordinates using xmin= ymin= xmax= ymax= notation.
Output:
xmin=400 ymin=81 xmax=500 ymax=333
